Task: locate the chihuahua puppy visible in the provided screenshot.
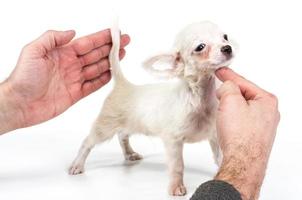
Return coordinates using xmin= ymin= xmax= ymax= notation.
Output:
xmin=69 ymin=21 xmax=234 ymax=196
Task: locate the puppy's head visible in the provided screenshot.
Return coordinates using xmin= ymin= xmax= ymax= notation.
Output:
xmin=143 ymin=21 xmax=235 ymax=79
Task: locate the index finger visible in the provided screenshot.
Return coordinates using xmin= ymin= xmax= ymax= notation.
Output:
xmin=215 ymin=67 xmax=268 ymax=100
xmin=72 ymin=29 xmax=112 ymax=55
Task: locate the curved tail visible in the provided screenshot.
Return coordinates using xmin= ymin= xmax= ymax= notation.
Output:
xmin=109 ymin=21 xmax=127 ymax=83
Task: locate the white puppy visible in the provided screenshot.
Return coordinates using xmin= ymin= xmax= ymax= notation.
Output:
xmin=69 ymin=21 xmax=234 ymax=196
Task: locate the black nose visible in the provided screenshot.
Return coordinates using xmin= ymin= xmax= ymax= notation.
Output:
xmin=221 ymin=45 xmax=232 ymax=55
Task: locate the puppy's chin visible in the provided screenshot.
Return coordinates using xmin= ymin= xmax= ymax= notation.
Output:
xmin=211 ymin=57 xmax=233 ymax=70
xmin=196 ymin=56 xmax=233 ymax=74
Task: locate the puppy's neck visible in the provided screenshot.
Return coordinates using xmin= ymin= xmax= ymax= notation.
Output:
xmin=181 ymin=68 xmax=217 ymax=111
xmin=186 ymin=72 xmax=217 ymax=114
xmin=185 ymin=70 xmax=215 ymax=97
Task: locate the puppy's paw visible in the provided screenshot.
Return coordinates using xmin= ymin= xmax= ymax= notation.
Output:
xmin=125 ymin=152 xmax=143 ymax=161
xmin=68 ymin=163 xmax=85 ymax=175
xmin=169 ymin=183 xmax=187 ymax=196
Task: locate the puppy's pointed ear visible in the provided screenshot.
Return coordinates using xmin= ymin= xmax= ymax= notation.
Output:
xmin=143 ymin=52 xmax=183 ymax=79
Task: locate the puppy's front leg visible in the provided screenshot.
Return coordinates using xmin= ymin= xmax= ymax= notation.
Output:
xmin=68 ymin=136 xmax=95 ymax=175
xmin=164 ymin=139 xmax=186 ymax=196
xmin=209 ymin=136 xmax=223 ymax=166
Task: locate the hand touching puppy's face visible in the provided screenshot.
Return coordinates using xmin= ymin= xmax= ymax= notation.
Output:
xmin=143 ymin=21 xmax=235 ymax=79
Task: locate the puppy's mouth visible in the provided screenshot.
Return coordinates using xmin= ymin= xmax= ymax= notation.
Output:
xmin=218 ymin=55 xmax=233 ymax=67
xmin=209 ymin=55 xmax=233 ymax=70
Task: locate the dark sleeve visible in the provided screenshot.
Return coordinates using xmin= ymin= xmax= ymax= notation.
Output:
xmin=190 ymin=180 xmax=242 ymax=200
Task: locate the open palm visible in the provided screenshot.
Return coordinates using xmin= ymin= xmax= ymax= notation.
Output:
xmin=7 ymin=29 xmax=130 ymax=127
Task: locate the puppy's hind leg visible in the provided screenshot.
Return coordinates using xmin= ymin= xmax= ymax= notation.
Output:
xmin=68 ymin=122 xmax=117 ymax=175
xmin=118 ymin=133 xmax=143 ymax=161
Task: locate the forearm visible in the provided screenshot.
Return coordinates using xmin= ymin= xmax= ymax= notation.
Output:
xmin=214 ymin=145 xmax=268 ymax=200
xmin=0 ymin=81 xmax=23 ymax=134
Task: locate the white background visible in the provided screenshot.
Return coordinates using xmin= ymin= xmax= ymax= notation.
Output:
xmin=0 ymin=0 xmax=301 ymax=199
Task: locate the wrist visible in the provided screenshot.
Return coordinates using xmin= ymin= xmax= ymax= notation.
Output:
xmin=215 ymin=144 xmax=269 ymax=200
xmin=0 ymin=81 xmax=25 ymax=134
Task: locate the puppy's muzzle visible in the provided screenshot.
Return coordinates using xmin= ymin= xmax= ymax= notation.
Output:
xmin=221 ymin=45 xmax=232 ymax=55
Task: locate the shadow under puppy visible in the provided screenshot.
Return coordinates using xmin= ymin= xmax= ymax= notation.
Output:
xmin=69 ymin=21 xmax=234 ymax=196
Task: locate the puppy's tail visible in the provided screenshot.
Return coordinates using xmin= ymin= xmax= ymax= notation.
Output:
xmin=109 ymin=19 xmax=128 ymax=84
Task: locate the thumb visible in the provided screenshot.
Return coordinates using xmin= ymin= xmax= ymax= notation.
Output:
xmin=216 ymin=80 xmax=243 ymax=101
xmin=32 ymin=30 xmax=75 ymax=54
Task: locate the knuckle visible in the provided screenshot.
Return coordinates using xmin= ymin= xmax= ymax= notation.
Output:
xmin=232 ymin=76 xmax=243 ymax=83
xmin=266 ymin=92 xmax=278 ymax=105
xmin=87 ymin=37 xmax=96 ymax=49
xmin=224 ymin=80 xmax=234 ymax=86
xmin=221 ymin=80 xmax=235 ymax=90
xmin=79 ymin=57 xmax=85 ymax=66
xmin=44 ymin=30 xmax=57 ymax=40
xmin=22 ymin=43 xmax=32 ymax=52
xmin=224 ymin=93 xmax=242 ymax=101
xmin=45 ymin=30 xmax=55 ymax=35
xmin=97 ymin=62 xmax=103 ymax=73
xmin=98 ymin=48 xmax=104 ymax=58
xmin=100 ymin=60 xmax=110 ymax=72
xmin=263 ymin=93 xmax=280 ymax=117
xmin=268 ymin=92 xmax=277 ymax=100
xmin=220 ymin=81 xmax=240 ymax=96
xmin=218 ymin=91 xmax=241 ymax=104
xmin=44 ymin=30 xmax=56 ymax=43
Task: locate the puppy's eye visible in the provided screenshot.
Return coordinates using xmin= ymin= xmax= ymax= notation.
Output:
xmin=223 ymin=34 xmax=228 ymax=41
xmin=195 ymin=43 xmax=206 ymax=52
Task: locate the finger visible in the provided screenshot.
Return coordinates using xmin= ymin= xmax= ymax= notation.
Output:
xmin=31 ymin=30 xmax=75 ymax=54
xmin=215 ymin=67 xmax=267 ymax=100
xmin=216 ymin=80 xmax=244 ymax=101
xmin=82 ymin=59 xmax=109 ymax=81
xmin=72 ymin=28 xmax=130 ymax=55
xmin=79 ymin=35 xmax=130 ymax=66
xmin=119 ymin=49 xmax=126 ymax=60
xmin=82 ymin=71 xmax=111 ymax=97
xmin=82 ymin=49 xmax=126 ymax=81
xmin=72 ymin=29 xmax=111 ymax=55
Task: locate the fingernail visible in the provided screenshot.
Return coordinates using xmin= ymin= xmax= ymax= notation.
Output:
xmin=123 ymin=34 xmax=131 ymax=42
xmin=219 ymin=66 xmax=228 ymax=71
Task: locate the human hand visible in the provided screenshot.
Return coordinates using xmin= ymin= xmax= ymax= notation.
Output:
xmin=214 ymin=67 xmax=280 ymax=200
xmin=0 ymin=29 xmax=130 ymax=133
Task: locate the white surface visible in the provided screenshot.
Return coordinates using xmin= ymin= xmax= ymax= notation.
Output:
xmin=0 ymin=0 xmax=301 ymax=199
